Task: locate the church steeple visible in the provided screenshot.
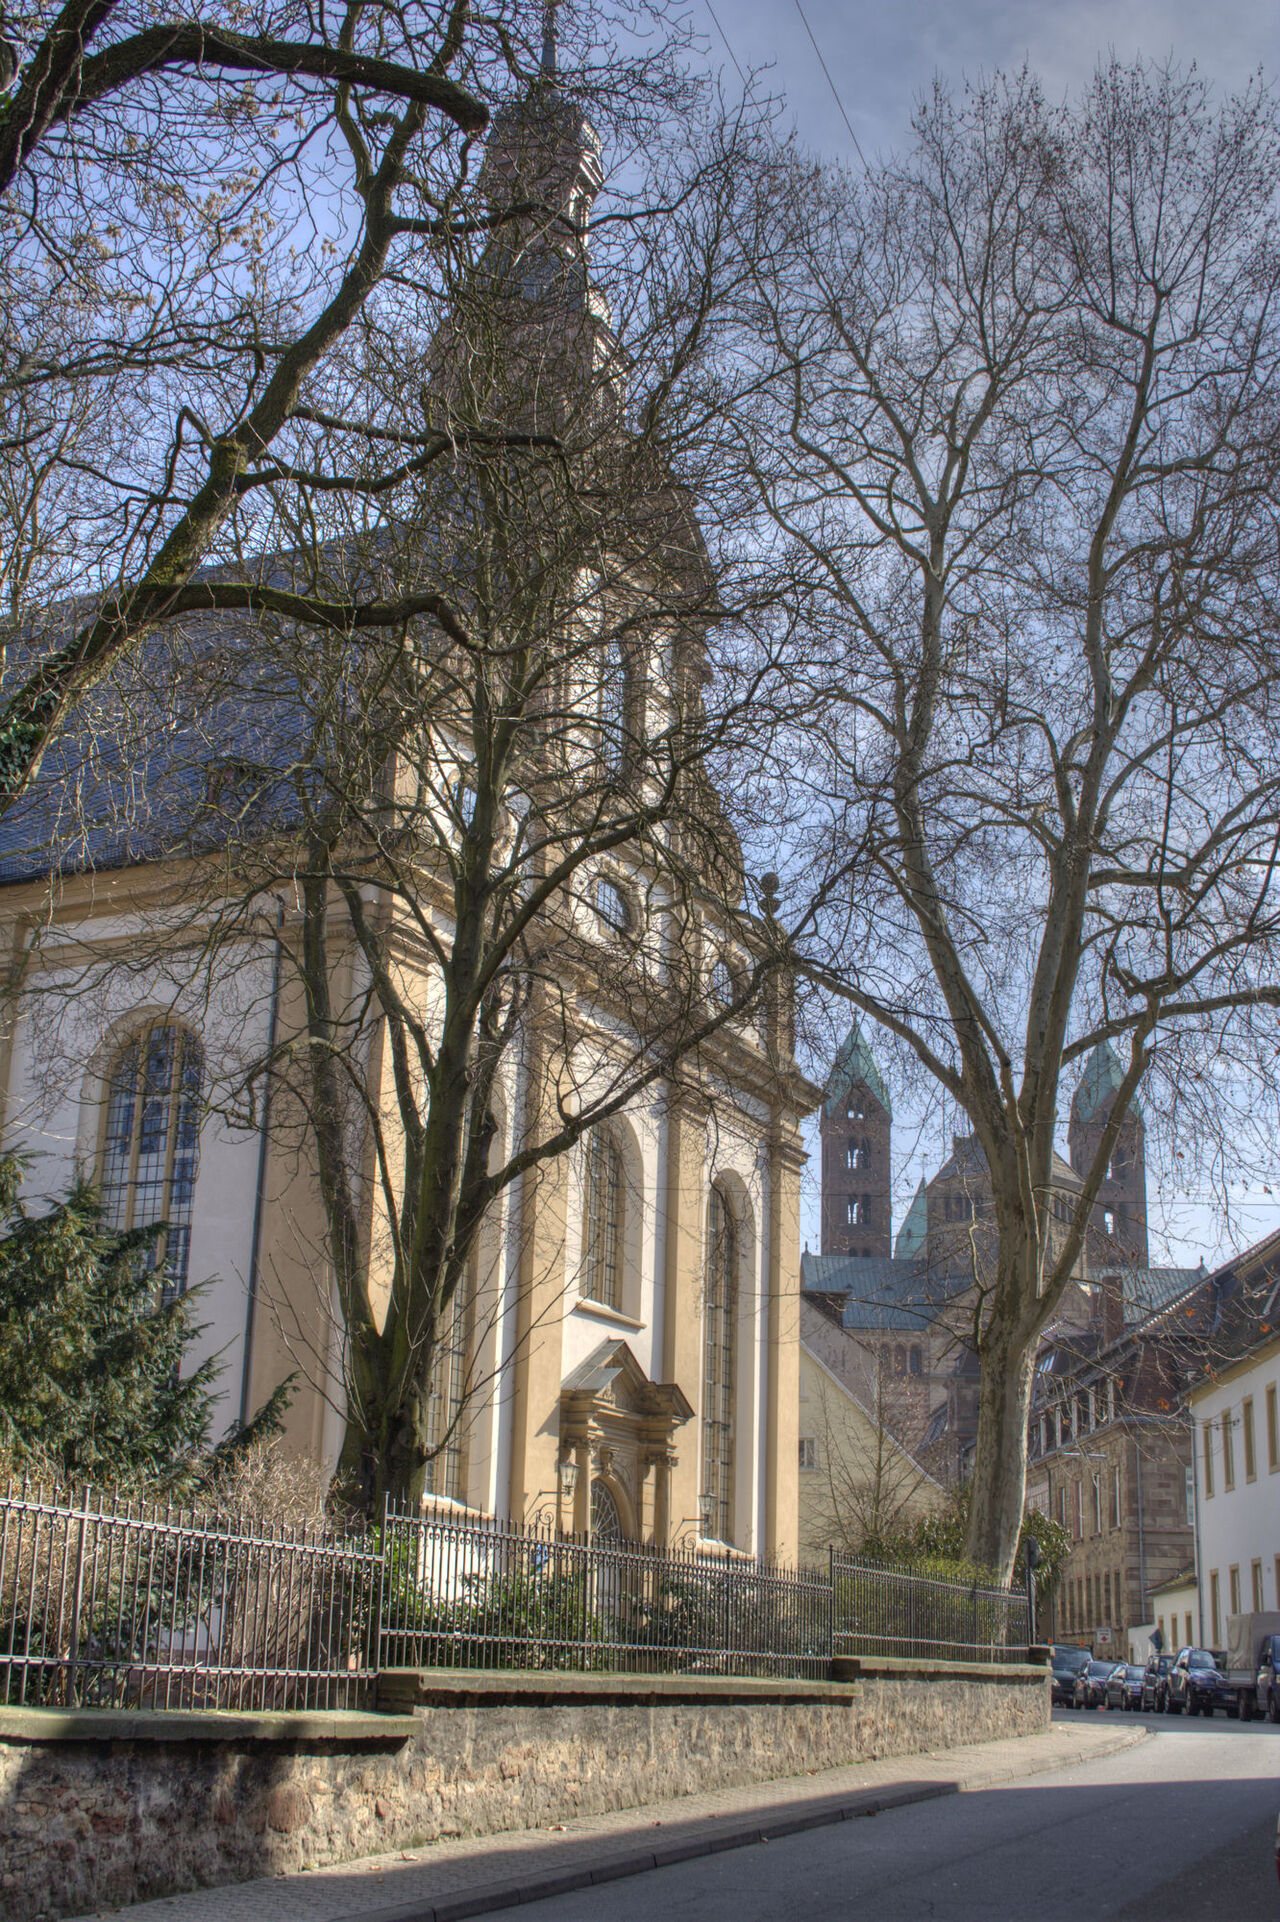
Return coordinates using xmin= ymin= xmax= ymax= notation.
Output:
xmin=480 ymin=4 xmax=603 ymax=262
xmin=819 ymin=1024 xmax=892 ymax=1259
xmin=1068 ymin=1040 xmax=1148 ymax=1279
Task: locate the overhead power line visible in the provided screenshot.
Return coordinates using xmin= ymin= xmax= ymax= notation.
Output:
xmin=703 ymin=0 xmax=746 ymax=86
xmin=793 ymin=0 xmax=869 ymax=168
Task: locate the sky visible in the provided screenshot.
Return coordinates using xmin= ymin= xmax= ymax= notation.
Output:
xmin=681 ymin=0 xmax=1280 ymax=1270
xmin=693 ymin=0 xmax=1279 ymax=165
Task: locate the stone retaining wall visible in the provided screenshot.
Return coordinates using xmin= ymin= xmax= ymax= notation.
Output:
xmin=0 ymin=1661 xmax=1049 ymax=1920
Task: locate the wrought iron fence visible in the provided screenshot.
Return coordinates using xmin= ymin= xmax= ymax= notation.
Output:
xmin=0 ymin=1482 xmax=379 ymax=1710
xmin=0 ymin=1483 xmax=1032 ymax=1710
xmin=831 ymin=1551 xmax=1031 ymax=1663
xmin=379 ymin=1502 xmax=833 ymax=1678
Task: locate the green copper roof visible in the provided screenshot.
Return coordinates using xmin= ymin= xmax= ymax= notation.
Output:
xmin=894 ymin=1178 xmax=928 ymax=1260
xmin=823 ymin=1022 xmax=892 ymax=1120
xmin=1072 ymin=1041 xmax=1143 ymax=1125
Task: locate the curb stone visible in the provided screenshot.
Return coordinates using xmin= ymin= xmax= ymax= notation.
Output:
xmin=328 ymin=1726 xmax=1152 ymax=1922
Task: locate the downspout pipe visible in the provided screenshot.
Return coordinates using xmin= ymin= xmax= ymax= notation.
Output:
xmin=1189 ymin=1407 xmax=1204 ymax=1645
xmin=1134 ymin=1435 xmax=1146 ymax=1646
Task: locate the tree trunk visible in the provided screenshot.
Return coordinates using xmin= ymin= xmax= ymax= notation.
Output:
xmin=336 ymin=1383 xmax=430 ymax=1514
xmin=966 ymin=1310 xmax=1037 ymax=1587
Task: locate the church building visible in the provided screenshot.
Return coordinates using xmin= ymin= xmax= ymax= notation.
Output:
xmin=0 ymin=62 xmax=813 ymax=1562
xmin=804 ymin=1025 xmax=1186 ymax=1479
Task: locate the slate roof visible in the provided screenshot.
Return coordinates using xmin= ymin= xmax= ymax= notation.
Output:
xmin=1117 ymin=1265 xmax=1203 ymax=1322
xmin=800 ymin=1250 xmax=969 ymax=1332
xmin=0 ymin=624 xmax=312 ymax=886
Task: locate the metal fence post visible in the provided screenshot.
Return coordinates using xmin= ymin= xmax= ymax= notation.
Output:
xmin=1023 ymin=1536 xmax=1040 ymax=1649
xmin=66 ymin=1484 xmax=92 ymax=1707
xmin=375 ymin=1493 xmax=390 ymax=1680
xmin=827 ymin=1544 xmax=836 ymax=1664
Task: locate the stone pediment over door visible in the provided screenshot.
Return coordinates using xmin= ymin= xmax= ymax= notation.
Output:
xmin=557 ymin=1339 xmax=693 ymax=1544
xmin=560 ymin=1338 xmax=694 ymax=1425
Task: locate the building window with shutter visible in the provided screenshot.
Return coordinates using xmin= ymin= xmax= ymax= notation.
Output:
xmin=1111 ymin=1464 xmax=1121 ymax=1528
xmin=1243 ymin=1398 xmax=1256 ymax=1481
xmin=1267 ymin=1384 xmax=1279 ymax=1472
xmin=1203 ymin=1421 xmax=1214 ymax=1497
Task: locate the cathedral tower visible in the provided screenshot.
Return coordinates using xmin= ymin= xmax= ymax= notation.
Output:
xmin=1068 ymin=1042 xmax=1149 ymax=1274
xmin=820 ymin=1025 xmax=892 ymax=1258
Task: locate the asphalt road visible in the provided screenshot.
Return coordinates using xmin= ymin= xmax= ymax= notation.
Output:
xmin=472 ymin=1712 xmax=1280 ymax=1922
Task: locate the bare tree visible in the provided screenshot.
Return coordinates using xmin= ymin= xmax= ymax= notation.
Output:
xmin=0 ymin=0 xmax=695 ymax=809
xmin=727 ymin=62 xmax=1280 ymax=1579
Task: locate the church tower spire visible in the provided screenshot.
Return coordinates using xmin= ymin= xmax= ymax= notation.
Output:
xmin=1068 ymin=1041 xmax=1149 ymax=1304
xmin=452 ymin=3 xmax=612 ymax=435
xmin=480 ymin=3 xmax=603 ymax=266
xmin=819 ymin=1024 xmax=892 ymax=1259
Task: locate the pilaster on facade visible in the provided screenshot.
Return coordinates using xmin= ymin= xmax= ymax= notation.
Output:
xmin=765 ymin=1128 xmax=806 ymax=1563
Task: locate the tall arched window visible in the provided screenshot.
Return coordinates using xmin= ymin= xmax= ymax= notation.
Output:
xmin=424 ymin=1267 xmax=474 ymax=1502
xmin=582 ymin=1128 xmax=624 ymax=1310
xmin=701 ymin=1185 xmax=738 ymax=1543
xmin=99 ymin=1021 xmax=203 ymax=1298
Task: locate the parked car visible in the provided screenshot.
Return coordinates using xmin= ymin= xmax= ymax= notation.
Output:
xmin=1164 ymin=1646 xmax=1237 ymax=1717
xmin=1223 ymin=1613 xmax=1280 ymax=1721
xmin=1255 ymin=1632 xmax=1280 ymax=1725
xmin=1141 ymin=1652 xmax=1175 ymax=1711
xmin=1051 ymin=1644 xmax=1092 ymax=1707
xmin=1105 ymin=1663 xmax=1146 ymax=1712
xmin=1073 ymin=1659 xmax=1119 ymax=1710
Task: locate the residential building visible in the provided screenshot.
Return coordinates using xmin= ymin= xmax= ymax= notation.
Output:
xmin=1187 ymin=1229 xmax=1280 ymax=1646
xmin=1026 ymin=1272 xmax=1206 ymax=1656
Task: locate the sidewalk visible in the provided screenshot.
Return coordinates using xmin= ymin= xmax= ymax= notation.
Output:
xmin=73 ymin=1721 xmax=1149 ymax=1922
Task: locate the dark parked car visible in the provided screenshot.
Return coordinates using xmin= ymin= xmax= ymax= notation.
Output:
xmin=1142 ymin=1652 xmax=1175 ymax=1711
xmin=1073 ymin=1659 xmax=1119 ymax=1710
xmin=1051 ymin=1645 xmax=1092 ymax=1707
xmin=1165 ymin=1646 xmax=1238 ymax=1717
xmin=1105 ymin=1663 xmax=1146 ymax=1711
